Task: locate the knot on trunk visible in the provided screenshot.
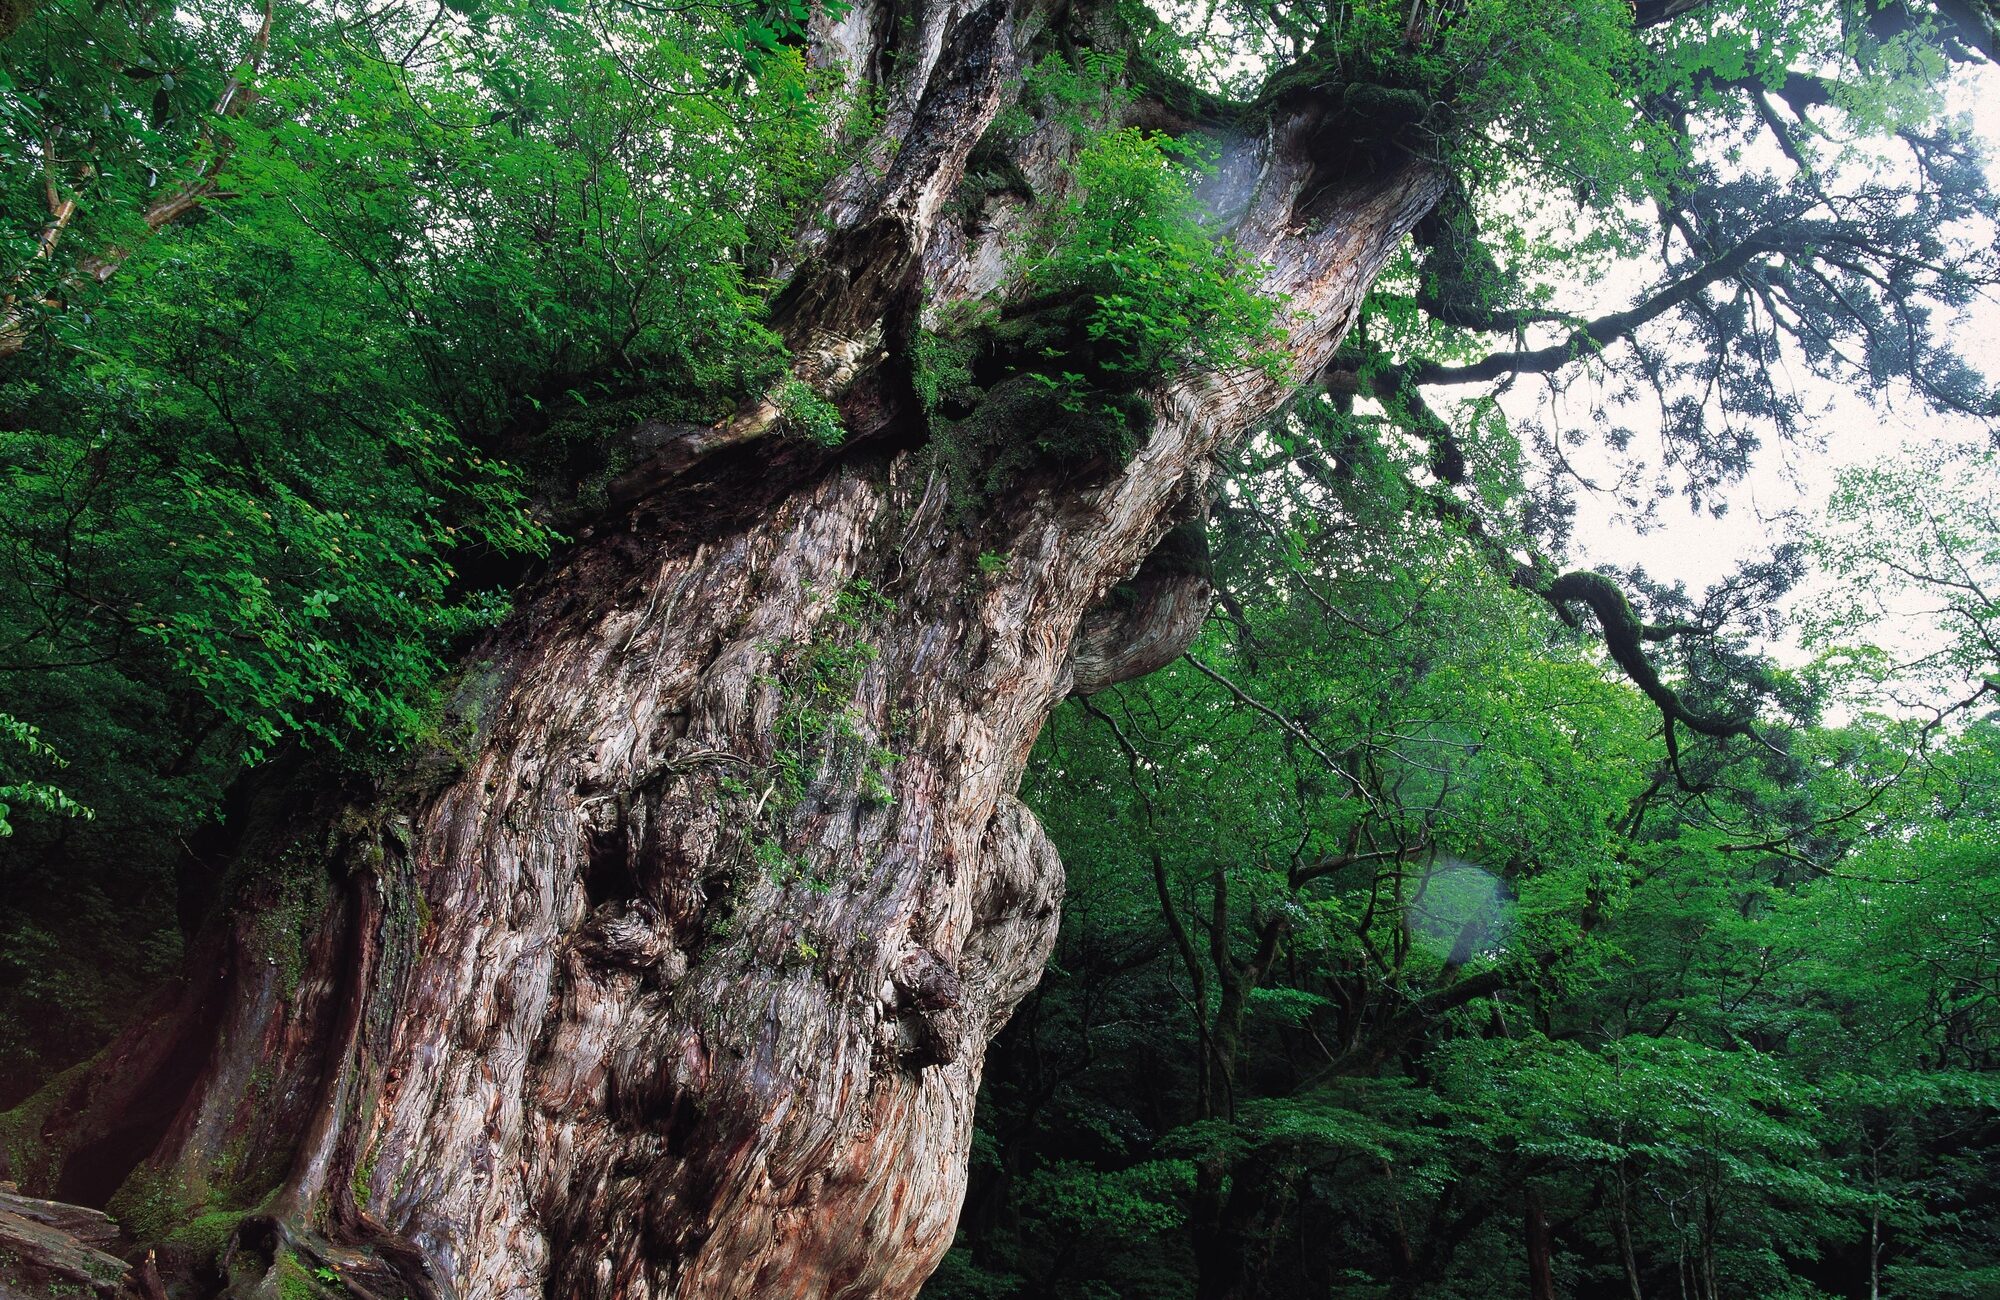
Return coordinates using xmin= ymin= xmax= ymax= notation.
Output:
xmin=575 ymin=900 xmax=689 ymax=982
xmin=1070 ymin=516 xmax=1213 ymax=695
xmin=960 ymin=797 xmax=1064 ymax=1036
xmin=889 ymin=947 xmax=966 ymax=1070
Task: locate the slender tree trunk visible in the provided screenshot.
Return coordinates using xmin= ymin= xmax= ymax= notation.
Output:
xmin=1525 ymin=1185 xmax=1556 ymax=1300
xmin=8 ymin=0 xmax=1443 ymax=1295
xmin=1614 ymin=1164 xmax=1645 ymax=1300
xmin=1700 ymin=1191 xmax=1720 ymax=1300
xmin=1188 ymin=885 xmax=1287 ymax=1300
xmin=1869 ymin=1144 xmax=1883 ymax=1300
xmin=1384 ymin=1161 xmax=1417 ymax=1275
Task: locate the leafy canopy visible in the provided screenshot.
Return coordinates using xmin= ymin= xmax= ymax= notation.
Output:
xmin=0 ymin=0 xmax=843 ymax=1090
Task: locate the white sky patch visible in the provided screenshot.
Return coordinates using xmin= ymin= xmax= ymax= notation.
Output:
xmin=1530 ymin=61 xmax=2000 ymax=599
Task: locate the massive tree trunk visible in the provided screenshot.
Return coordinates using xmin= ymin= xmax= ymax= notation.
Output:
xmin=7 ymin=1 xmax=1442 ymax=1295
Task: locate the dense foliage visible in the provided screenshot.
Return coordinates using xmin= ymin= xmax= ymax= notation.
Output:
xmin=930 ymin=414 xmax=2000 ymax=1298
xmin=0 ymin=0 xmax=838 ymax=1091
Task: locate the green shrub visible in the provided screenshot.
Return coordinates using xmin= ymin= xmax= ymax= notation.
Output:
xmin=1021 ymin=128 xmax=1285 ymax=387
xmin=773 ymin=376 xmax=849 ymax=447
xmin=921 ymin=127 xmax=1284 ymax=513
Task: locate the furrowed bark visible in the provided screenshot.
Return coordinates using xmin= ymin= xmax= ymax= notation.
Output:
xmin=7 ymin=2 xmax=1446 ymax=1294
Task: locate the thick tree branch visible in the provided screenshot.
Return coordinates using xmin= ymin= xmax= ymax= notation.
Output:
xmin=1284 ymin=413 xmax=1760 ymax=757
xmin=1413 ymin=234 xmax=1778 ymax=387
xmin=1541 ymin=569 xmax=1761 ymax=742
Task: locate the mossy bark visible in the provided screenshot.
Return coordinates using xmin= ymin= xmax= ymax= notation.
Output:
xmin=6 ymin=1 xmax=1445 ymax=1295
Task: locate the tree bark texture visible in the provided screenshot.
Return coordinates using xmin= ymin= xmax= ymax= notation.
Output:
xmin=10 ymin=1 xmax=1445 ymax=1296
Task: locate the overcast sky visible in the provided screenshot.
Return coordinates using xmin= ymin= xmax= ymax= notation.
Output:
xmin=1547 ymin=64 xmax=2000 ymax=599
